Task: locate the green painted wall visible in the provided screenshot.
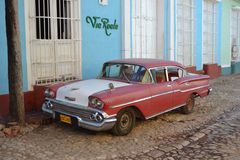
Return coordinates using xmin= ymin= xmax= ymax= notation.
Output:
xmin=221 ymin=0 xmax=240 ymax=66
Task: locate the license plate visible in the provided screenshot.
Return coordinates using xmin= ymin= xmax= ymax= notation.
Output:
xmin=60 ymin=114 xmax=71 ymax=124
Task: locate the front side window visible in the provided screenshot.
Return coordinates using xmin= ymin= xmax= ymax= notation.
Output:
xmin=151 ymin=68 xmax=167 ymax=83
xmin=101 ymin=63 xmax=152 ymax=83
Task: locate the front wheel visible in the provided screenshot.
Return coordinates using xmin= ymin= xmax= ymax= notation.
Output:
xmin=112 ymin=108 xmax=136 ymax=136
xmin=182 ymin=95 xmax=195 ymax=114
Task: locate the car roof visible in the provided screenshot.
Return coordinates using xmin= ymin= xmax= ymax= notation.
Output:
xmin=105 ymin=59 xmax=185 ymax=69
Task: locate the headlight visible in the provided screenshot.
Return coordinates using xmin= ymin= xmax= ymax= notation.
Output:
xmin=89 ymin=97 xmax=104 ymax=109
xmin=44 ymin=88 xmax=55 ymax=98
xmin=45 ymin=100 xmax=53 ymax=109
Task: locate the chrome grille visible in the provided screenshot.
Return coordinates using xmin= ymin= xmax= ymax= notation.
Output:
xmin=52 ymin=102 xmax=95 ymax=121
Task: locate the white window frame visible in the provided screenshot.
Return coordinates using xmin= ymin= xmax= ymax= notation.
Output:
xmin=25 ymin=0 xmax=82 ymax=88
xmin=122 ymin=0 xmax=131 ymax=58
xmin=176 ymin=0 xmax=196 ymax=66
xmin=202 ymin=0 xmax=217 ymax=64
xmin=123 ymin=0 xmax=164 ymax=59
xmin=131 ymin=0 xmax=158 ymax=58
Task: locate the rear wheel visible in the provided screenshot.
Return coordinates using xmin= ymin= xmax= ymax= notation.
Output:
xmin=112 ymin=108 xmax=136 ymax=136
xmin=182 ymin=95 xmax=195 ymax=114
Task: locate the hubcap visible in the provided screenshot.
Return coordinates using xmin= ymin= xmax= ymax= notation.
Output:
xmin=120 ymin=113 xmax=130 ymax=129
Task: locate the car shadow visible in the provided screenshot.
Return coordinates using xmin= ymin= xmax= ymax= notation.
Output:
xmin=49 ymin=108 xmax=185 ymax=136
xmin=54 ymin=121 xmax=110 ymax=136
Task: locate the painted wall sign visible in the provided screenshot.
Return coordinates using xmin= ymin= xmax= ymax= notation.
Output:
xmin=86 ymin=16 xmax=118 ymax=36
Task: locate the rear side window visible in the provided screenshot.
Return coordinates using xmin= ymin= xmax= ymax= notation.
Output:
xmin=167 ymin=66 xmax=187 ymax=81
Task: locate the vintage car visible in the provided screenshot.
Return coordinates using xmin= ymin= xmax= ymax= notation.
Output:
xmin=42 ymin=59 xmax=212 ymax=136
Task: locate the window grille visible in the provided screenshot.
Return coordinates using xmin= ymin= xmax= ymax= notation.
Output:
xmin=203 ymin=0 xmax=217 ymax=64
xmin=177 ymin=0 xmax=196 ymax=66
xmin=35 ymin=0 xmax=51 ymax=39
xmin=28 ymin=0 xmax=81 ymax=85
xmin=57 ymin=0 xmax=72 ymax=39
xmin=132 ymin=0 xmax=157 ymax=58
xmin=231 ymin=8 xmax=240 ymax=62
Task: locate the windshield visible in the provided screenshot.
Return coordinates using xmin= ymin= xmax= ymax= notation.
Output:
xmin=100 ymin=63 xmax=152 ymax=83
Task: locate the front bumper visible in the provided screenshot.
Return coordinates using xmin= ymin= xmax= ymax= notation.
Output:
xmin=42 ymin=98 xmax=116 ymax=131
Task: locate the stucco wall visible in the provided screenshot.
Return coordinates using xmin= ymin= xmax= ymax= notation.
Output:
xmin=0 ymin=0 xmax=28 ymax=95
xmin=0 ymin=0 xmax=235 ymax=95
xmin=81 ymin=0 xmax=122 ymax=79
xmin=221 ymin=0 xmax=240 ymax=66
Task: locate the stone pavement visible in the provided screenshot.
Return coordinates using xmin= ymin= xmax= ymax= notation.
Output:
xmin=117 ymin=107 xmax=240 ymax=160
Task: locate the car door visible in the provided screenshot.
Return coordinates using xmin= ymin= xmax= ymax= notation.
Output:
xmin=167 ymin=66 xmax=192 ymax=107
xmin=148 ymin=67 xmax=174 ymax=117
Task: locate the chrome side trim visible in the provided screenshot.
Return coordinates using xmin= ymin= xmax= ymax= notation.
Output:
xmin=146 ymin=103 xmax=186 ymax=119
xmin=151 ymin=90 xmax=174 ymax=98
xmin=111 ymin=96 xmax=152 ymax=109
xmin=110 ymin=84 xmax=210 ymax=109
xmin=179 ymin=84 xmax=210 ymax=93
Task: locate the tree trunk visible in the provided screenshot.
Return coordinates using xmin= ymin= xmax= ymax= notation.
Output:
xmin=5 ymin=0 xmax=25 ymax=125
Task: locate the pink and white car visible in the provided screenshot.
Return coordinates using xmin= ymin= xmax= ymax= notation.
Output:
xmin=42 ymin=59 xmax=212 ymax=136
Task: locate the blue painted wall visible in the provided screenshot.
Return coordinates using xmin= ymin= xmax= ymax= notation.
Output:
xmin=164 ymin=0 xmax=170 ymax=60
xmin=0 ymin=0 xmax=226 ymax=95
xmin=0 ymin=0 xmax=28 ymax=95
xmin=81 ymin=0 xmax=122 ymax=79
xmin=195 ymin=0 xmax=203 ymax=70
xmin=216 ymin=2 xmax=222 ymax=65
xmin=174 ymin=0 xmax=177 ymax=61
xmin=0 ymin=1 xmax=8 ymax=94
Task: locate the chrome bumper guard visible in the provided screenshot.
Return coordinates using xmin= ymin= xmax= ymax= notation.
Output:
xmin=208 ymin=87 xmax=213 ymax=95
xmin=42 ymin=98 xmax=116 ymax=131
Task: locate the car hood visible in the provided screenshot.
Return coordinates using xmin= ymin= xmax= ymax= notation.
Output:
xmin=56 ymin=79 xmax=131 ymax=107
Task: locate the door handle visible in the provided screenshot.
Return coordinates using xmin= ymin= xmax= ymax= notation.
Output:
xmin=185 ymin=82 xmax=190 ymax=86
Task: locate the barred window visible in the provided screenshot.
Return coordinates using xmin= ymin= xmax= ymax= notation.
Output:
xmin=231 ymin=8 xmax=240 ymax=61
xmin=203 ymin=0 xmax=217 ymax=64
xmin=30 ymin=0 xmax=81 ymax=85
xmin=132 ymin=0 xmax=157 ymax=58
xmin=35 ymin=0 xmax=72 ymax=40
xmin=57 ymin=0 xmax=72 ymax=39
xmin=177 ymin=0 xmax=196 ymax=66
xmin=35 ymin=0 xmax=51 ymax=39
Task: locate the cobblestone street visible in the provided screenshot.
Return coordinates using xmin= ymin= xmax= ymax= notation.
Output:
xmin=118 ymin=106 xmax=240 ymax=160
xmin=0 ymin=74 xmax=240 ymax=160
